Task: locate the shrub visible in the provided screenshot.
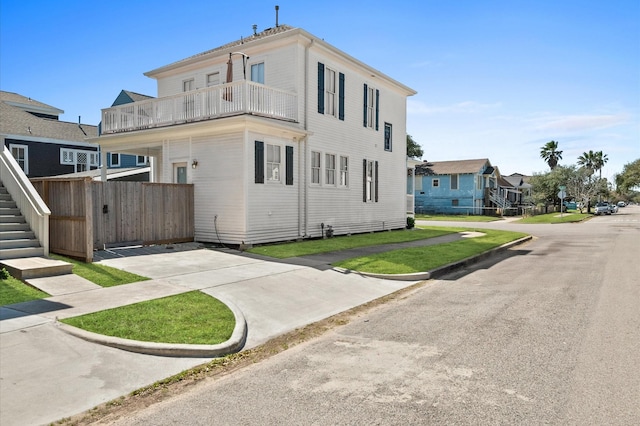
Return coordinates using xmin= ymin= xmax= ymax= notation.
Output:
xmin=406 ymin=216 xmax=415 ymax=229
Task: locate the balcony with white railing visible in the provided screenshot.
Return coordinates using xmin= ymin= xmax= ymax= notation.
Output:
xmin=101 ymin=81 xmax=298 ymax=134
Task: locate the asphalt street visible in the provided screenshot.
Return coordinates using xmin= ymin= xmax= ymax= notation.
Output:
xmin=99 ymin=207 xmax=640 ymax=425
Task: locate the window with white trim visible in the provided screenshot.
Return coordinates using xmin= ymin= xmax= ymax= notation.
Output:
xmin=206 ymin=72 xmax=220 ymax=87
xmin=325 ymin=67 xmax=337 ymax=117
xmin=266 ymin=144 xmax=281 ymax=182
xmin=61 ymin=148 xmax=99 ymax=172
xmin=110 ymin=153 xmax=120 ymax=167
xmin=363 ymin=159 xmax=378 ymax=202
xmin=363 ymin=84 xmax=379 ymax=129
xmin=366 ymin=86 xmax=375 ymax=128
xmin=251 ymin=62 xmax=265 ymax=84
xmin=137 ymin=155 xmax=148 ymax=166
xmin=432 ymin=179 xmax=440 ymax=188
xmin=451 ymin=174 xmax=459 ymax=190
xmin=10 ymin=144 xmax=28 ymax=174
xmin=311 ymin=151 xmax=321 ymax=184
xmin=384 ymin=122 xmax=392 ymax=151
xmin=325 ymin=154 xmax=336 ymax=185
xmin=476 ymin=176 xmax=482 ymax=190
xmin=339 ymin=156 xmax=349 ymax=187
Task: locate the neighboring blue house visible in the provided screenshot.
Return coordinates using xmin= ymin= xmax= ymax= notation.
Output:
xmin=413 ymin=158 xmax=499 ymax=215
xmin=100 ymin=90 xmax=155 ymax=169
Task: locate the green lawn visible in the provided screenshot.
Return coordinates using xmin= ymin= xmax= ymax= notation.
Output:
xmin=0 ymin=269 xmax=49 ymax=306
xmin=415 ymin=214 xmax=502 ymax=222
xmin=51 ymin=254 xmax=149 ymax=287
xmin=334 ymin=229 xmax=528 ymax=274
xmin=247 ymin=227 xmax=456 ymax=258
xmin=61 ymin=291 xmax=235 ymax=344
xmin=515 ymin=212 xmax=591 ymax=224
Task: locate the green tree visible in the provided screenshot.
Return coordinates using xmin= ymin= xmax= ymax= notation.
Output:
xmin=594 ymin=151 xmax=609 ymax=179
xmin=540 ymin=140 xmax=563 ymax=170
xmin=577 ymin=150 xmax=597 ymax=174
xmin=616 ymin=158 xmax=640 ymax=192
xmin=530 ymin=165 xmax=605 ymax=213
xmin=406 ymin=134 xmax=423 ymax=159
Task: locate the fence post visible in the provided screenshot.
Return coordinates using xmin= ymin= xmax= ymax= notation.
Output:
xmin=84 ymin=178 xmax=94 ymax=262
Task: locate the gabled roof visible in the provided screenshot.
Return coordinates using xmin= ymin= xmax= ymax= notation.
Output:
xmin=0 ymin=91 xmax=98 ymax=142
xmin=416 ymin=159 xmax=491 ymax=176
xmin=111 ymin=90 xmax=155 ymax=107
xmin=0 ymin=90 xmax=63 ymax=117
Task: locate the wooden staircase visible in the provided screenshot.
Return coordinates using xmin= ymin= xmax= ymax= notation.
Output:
xmin=0 ymin=182 xmax=72 ymax=279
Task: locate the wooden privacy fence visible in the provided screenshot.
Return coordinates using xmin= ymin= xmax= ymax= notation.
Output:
xmin=31 ymin=178 xmax=194 ymax=262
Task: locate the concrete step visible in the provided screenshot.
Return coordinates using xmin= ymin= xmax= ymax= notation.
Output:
xmin=0 ymin=214 xmax=25 ymax=223
xmin=0 ymin=222 xmax=31 ymax=232
xmin=0 ymin=238 xmax=40 ymax=249
xmin=1 ymin=256 xmax=73 ymax=280
xmin=0 ymin=195 xmax=14 ymax=202
xmin=0 ymin=246 xmax=45 ymax=260
xmin=0 ymin=230 xmax=36 ymax=240
xmin=0 ymin=207 xmax=20 ymax=215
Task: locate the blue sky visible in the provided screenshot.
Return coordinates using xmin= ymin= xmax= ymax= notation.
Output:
xmin=1 ymin=0 xmax=638 ymax=181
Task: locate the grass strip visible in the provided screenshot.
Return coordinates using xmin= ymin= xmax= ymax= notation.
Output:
xmin=0 ymin=270 xmax=49 ymax=306
xmin=61 ymin=291 xmax=235 ymax=344
xmin=247 ymin=227 xmax=456 ymax=258
xmin=415 ymin=214 xmax=501 ymax=222
xmin=515 ymin=212 xmax=591 ymax=224
xmin=51 ymin=254 xmax=149 ymax=287
xmin=334 ymin=229 xmax=528 ymax=274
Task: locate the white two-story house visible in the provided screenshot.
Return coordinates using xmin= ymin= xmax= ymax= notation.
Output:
xmin=93 ymin=24 xmax=416 ymax=246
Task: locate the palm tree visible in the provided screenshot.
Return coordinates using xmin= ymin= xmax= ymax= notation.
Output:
xmin=577 ymin=150 xmax=597 ymax=176
xmin=594 ymin=151 xmax=608 ymax=179
xmin=540 ymin=141 xmax=563 ymax=170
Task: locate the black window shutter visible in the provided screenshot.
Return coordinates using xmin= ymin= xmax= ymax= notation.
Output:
xmin=363 ymin=159 xmax=367 ymax=202
xmin=338 ymin=72 xmax=345 ymax=121
xmin=363 ymin=84 xmax=368 ymax=127
xmin=255 ymin=141 xmax=264 ymax=184
xmin=317 ymin=62 xmax=325 ymax=114
xmin=285 ymin=146 xmax=294 ymax=185
xmin=374 ymin=161 xmax=379 ymax=202
xmin=375 ymin=89 xmax=380 ymax=131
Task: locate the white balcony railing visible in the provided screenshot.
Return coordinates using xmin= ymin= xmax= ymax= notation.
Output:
xmin=101 ymin=81 xmax=298 ymax=134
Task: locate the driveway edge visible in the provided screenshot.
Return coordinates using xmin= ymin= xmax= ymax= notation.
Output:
xmin=55 ymin=295 xmax=247 ymax=358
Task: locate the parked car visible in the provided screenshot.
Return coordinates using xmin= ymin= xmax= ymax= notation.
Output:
xmin=617 ymin=201 xmax=626 ymax=207
xmin=610 ymin=204 xmax=618 ymax=213
xmin=594 ymin=202 xmax=611 ymax=215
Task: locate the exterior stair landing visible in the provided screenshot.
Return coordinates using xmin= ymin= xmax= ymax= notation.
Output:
xmin=1 ymin=257 xmax=73 ymax=280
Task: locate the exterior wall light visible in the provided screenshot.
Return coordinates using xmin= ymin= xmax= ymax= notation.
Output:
xmin=192 ymin=159 xmax=198 ymax=169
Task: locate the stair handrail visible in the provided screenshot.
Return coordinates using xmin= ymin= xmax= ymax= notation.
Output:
xmin=0 ymin=144 xmax=50 ymax=256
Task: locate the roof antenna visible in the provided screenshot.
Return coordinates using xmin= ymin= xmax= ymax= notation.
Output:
xmin=275 ymin=5 xmax=279 ymax=27
xmin=252 ymin=24 xmax=257 ymax=35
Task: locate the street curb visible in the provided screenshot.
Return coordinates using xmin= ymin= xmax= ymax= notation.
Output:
xmin=55 ymin=295 xmax=247 ymax=358
xmin=342 ymin=235 xmax=533 ymax=281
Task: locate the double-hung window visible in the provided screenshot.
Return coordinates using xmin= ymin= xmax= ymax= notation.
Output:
xmin=384 ymin=123 xmax=392 ymax=151
xmin=317 ymin=62 xmax=345 ymax=120
xmin=451 ymin=174 xmax=459 ymax=190
xmin=311 ymin=151 xmax=321 ymax=184
xmin=325 ymin=154 xmax=336 ymax=185
xmin=110 ymin=153 xmax=120 ymax=167
xmin=10 ymin=144 xmax=28 ymax=174
xmin=267 ymin=144 xmax=281 ymax=182
xmin=433 ymin=179 xmax=440 ymax=188
xmin=363 ymin=84 xmax=379 ymax=130
xmin=339 ymin=156 xmax=349 ymax=187
xmin=251 ymin=62 xmax=265 ymax=84
xmin=363 ymin=159 xmax=378 ymax=202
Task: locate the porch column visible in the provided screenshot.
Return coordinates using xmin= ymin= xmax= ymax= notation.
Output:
xmin=100 ymin=150 xmax=107 ymax=181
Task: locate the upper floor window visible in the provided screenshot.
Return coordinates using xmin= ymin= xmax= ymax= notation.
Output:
xmin=183 ymin=79 xmax=194 ymax=92
xmin=137 ymin=155 xmax=148 ymax=166
xmin=451 ymin=174 xmax=459 ymax=190
xmin=433 ymin=178 xmax=440 ymax=188
xmin=317 ymin=62 xmax=345 ymax=120
xmin=384 ymin=123 xmax=392 ymax=151
xmin=363 ymin=84 xmax=379 ymax=130
xmin=251 ymin=62 xmax=265 ymax=84
xmin=206 ymin=72 xmax=220 ymax=86
xmin=476 ymin=176 xmax=482 ymax=190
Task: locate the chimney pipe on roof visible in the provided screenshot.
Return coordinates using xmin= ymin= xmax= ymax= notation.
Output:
xmin=252 ymin=24 xmax=257 ymax=35
xmin=275 ymin=5 xmax=279 ymax=27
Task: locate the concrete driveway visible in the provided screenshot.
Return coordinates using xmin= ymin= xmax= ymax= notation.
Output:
xmin=0 ymin=246 xmax=418 ymax=426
